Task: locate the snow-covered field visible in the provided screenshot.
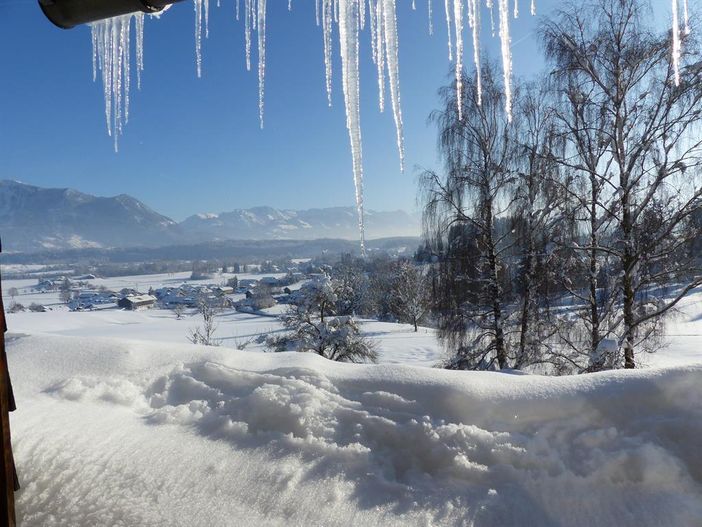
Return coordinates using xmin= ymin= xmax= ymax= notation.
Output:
xmin=3 ymin=273 xmax=702 ymax=526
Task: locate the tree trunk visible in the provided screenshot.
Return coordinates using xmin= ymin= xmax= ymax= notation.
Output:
xmin=588 ymin=184 xmax=602 ymax=369
xmin=485 ymin=206 xmax=508 ymax=369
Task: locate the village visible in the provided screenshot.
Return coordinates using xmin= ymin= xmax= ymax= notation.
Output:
xmin=8 ymin=262 xmax=317 ymax=315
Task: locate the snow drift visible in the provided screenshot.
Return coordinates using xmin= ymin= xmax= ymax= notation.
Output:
xmin=7 ymin=334 xmax=702 ymax=526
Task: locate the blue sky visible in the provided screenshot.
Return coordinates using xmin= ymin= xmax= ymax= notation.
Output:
xmin=0 ymin=0 xmax=670 ymax=220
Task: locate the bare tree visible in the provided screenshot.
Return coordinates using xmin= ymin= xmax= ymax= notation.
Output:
xmin=511 ymin=81 xmax=563 ymax=369
xmin=422 ymin=63 xmax=517 ymax=370
xmin=187 ymin=301 xmax=220 ymax=346
xmin=543 ymin=0 xmax=702 ymax=368
xmin=7 ymin=288 xmax=17 ymax=303
xmin=391 ymin=261 xmax=430 ymax=332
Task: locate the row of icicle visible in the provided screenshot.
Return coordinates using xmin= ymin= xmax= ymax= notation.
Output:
xmin=90 ymin=0 xmax=690 ymax=252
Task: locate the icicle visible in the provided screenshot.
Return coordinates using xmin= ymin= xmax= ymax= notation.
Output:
xmin=382 ymin=0 xmax=405 ymax=170
xmin=412 ymin=0 xmax=416 ymax=10
xmin=672 ymin=0 xmax=681 ymax=86
xmin=369 ymin=0 xmax=378 ymax=65
xmin=91 ymin=14 xmax=138 ymax=152
xmin=338 ymin=0 xmax=366 ymax=255
xmin=244 ymin=0 xmax=252 ymax=71
xmin=258 ymin=0 xmax=267 ymax=128
xmin=498 ymin=0 xmax=513 ymax=121
xmin=236 ymin=0 xmax=240 ymax=20
xmin=135 ymin=13 xmax=144 ymax=90
xmin=375 ymin=0 xmax=386 ymax=112
xmin=288 ymin=0 xmax=292 ymax=11
xmin=513 ymin=0 xmax=518 ymax=19
xmin=469 ymin=0 xmax=481 ymax=106
xmin=91 ymin=26 xmax=98 ymax=82
xmin=489 ymin=1 xmax=495 ymax=37
xmin=530 ymin=0 xmax=535 ymax=16
xmin=444 ymin=0 xmax=453 ymax=61
xmin=322 ymin=0 xmax=334 ymax=106
xmin=453 ymin=0 xmax=464 ymax=120
xmin=428 ymin=0 xmax=433 ymax=35
xmin=194 ymin=0 xmax=204 ymax=77
xmin=683 ymin=0 xmax=690 ymax=35
xmin=315 ymin=0 xmax=320 ymax=25
xmin=204 ymin=0 xmax=210 ymax=39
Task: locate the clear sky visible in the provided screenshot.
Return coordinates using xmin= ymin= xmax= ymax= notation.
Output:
xmin=0 ymin=0 xmax=671 ymax=220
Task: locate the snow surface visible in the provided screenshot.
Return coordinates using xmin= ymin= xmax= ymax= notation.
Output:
xmin=6 ymin=333 xmax=702 ymax=526
xmin=4 ymin=276 xmax=702 ymax=525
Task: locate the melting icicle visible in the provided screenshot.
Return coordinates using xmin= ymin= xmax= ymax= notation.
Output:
xmin=258 ymin=0 xmax=267 ymax=127
xmin=338 ymin=0 xmax=366 ymax=255
xmin=382 ymin=0 xmax=405 ymax=170
xmin=322 ymin=0 xmax=334 ymax=106
xmin=91 ymin=14 xmax=140 ymax=152
xmin=530 ymin=0 xmax=535 ymax=16
xmin=374 ymin=0 xmax=386 ymax=112
xmin=683 ymin=0 xmax=690 ymax=34
xmin=444 ymin=0 xmax=453 ymax=61
xmin=135 ymin=13 xmax=144 ymax=89
xmin=672 ymin=0 xmax=681 ymax=86
xmin=514 ymin=0 xmax=518 ymax=19
xmin=205 ymin=0 xmax=210 ymax=39
xmin=489 ymin=0 xmax=495 ymax=37
xmin=428 ymin=0 xmax=433 ymax=35
xmin=453 ymin=0 xmax=464 ymax=120
xmin=244 ymin=0 xmax=252 ymax=71
xmin=194 ymin=0 xmax=204 ymax=77
xmin=412 ymin=0 xmax=416 ymax=10
xmin=468 ymin=0 xmax=481 ymax=106
xmin=498 ymin=0 xmax=512 ymax=121
xmin=288 ymin=0 xmax=292 ymax=12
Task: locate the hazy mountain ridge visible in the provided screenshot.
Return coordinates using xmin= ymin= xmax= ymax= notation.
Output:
xmin=0 ymin=180 xmax=419 ymax=253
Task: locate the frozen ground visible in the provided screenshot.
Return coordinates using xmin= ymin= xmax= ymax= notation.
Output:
xmin=3 ymin=275 xmax=702 ymax=525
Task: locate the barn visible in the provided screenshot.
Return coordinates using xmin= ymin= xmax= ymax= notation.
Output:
xmin=117 ymin=295 xmax=157 ymax=311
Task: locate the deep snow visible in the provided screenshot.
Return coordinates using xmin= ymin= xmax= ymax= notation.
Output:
xmin=4 ymin=275 xmax=702 ymax=525
xmin=5 ymin=333 xmax=702 ymax=526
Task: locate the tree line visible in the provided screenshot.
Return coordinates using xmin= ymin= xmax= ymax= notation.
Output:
xmin=420 ymin=0 xmax=702 ymax=372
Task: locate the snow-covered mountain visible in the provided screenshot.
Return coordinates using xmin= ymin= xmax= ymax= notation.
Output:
xmin=179 ymin=206 xmax=420 ymax=242
xmin=0 ymin=180 xmax=182 ymax=252
xmin=0 ymin=180 xmax=420 ymax=252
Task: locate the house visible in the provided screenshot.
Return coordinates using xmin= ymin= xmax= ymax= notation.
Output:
xmin=213 ymin=286 xmax=234 ymax=296
xmin=118 ymin=295 xmax=157 ymax=311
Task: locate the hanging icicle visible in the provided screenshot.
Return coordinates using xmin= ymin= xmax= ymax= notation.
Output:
xmin=84 ymin=0 xmax=699 ymax=250
xmin=91 ymin=13 xmax=144 ymax=152
xmin=469 ymin=0 xmax=481 ymax=107
xmin=498 ymin=0 xmax=513 ymax=121
xmin=382 ymin=0 xmax=405 ymax=171
xmin=672 ymin=0 xmax=681 ymax=86
xmin=428 ymin=0 xmax=433 ymax=35
xmin=453 ymin=0 xmax=464 ymax=120
xmin=338 ymin=0 xmax=366 ymax=255
xmin=257 ymin=0 xmax=267 ymax=128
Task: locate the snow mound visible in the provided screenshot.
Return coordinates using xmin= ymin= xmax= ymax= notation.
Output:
xmin=7 ymin=335 xmax=702 ymax=526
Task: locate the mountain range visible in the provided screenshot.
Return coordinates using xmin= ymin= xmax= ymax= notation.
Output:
xmin=0 ymin=180 xmax=420 ymax=253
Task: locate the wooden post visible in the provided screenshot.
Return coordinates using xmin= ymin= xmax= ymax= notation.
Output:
xmin=0 ymin=238 xmax=18 ymax=527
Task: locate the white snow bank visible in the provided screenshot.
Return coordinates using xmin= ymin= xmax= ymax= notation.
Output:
xmin=7 ymin=334 xmax=702 ymax=526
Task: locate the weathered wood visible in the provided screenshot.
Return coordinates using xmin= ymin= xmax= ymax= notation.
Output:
xmin=0 ymin=238 xmax=18 ymax=527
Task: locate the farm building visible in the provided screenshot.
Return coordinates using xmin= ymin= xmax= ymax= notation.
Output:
xmin=117 ymin=295 xmax=157 ymax=311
